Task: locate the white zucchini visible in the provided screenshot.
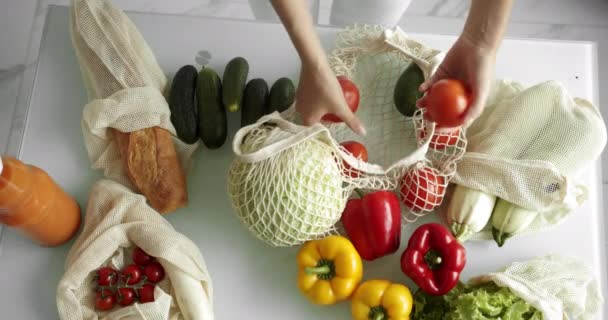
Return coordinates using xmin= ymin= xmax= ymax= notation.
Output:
xmin=447 ymin=185 xmax=496 ymax=242
xmin=165 ymin=264 xmax=214 ymax=320
xmin=491 ymin=198 xmax=538 ymax=247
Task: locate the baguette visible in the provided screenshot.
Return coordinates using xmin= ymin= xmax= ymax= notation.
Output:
xmin=113 ymin=127 xmax=187 ymax=214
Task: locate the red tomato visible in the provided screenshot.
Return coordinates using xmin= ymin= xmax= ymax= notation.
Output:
xmin=322 ymin=76 xmax=360 ymax=122
xmin=422 ymin=79 xmax=469 ymax=128
xmin=133 ymin=247 xmax=154 ymax=266
xmin=138 ymin=284 xmax=156 ymax=303
xmin=96 ymin=267 xmax=118 ymax=286
xmin=340 ymin=141 xmax=368 ymax=178
xmin=400 ymin=166 xmax=445 ymax=211
xmin=117 ymin=287 xmax=136 ymax=307
xmin=95 ymin=289 xmax=116 ymax=311
xmin=144 ymin=262 xmax=165 ymax=283
xmin=122 ymin=264 xmax=143 ymax=285
xmin=417 ymin=127 xmax=461 ymax=150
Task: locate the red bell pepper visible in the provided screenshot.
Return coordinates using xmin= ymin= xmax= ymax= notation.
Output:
xmin=341 ymin=190 xmax=401 ymax=261
xmin=400 ymin=223 xmax=466 ymax=295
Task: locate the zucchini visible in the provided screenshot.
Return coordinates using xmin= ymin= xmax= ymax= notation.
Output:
xmin=197 ymin=67 xmax=227 ymax=149
xmin=242 ymin=78 xmax=269 ymax=127
xmin=268 ymin=77 xmax=295 ymax=114
xmin=394 ymin=62 xmax=425 ymax=117
xmin=490 ymin=198 xmax=538 ymax=247
xmin=169 ymin=65 xmax=199 ymax=144
xmin=222 ymin=57 xmax=249 ymax=113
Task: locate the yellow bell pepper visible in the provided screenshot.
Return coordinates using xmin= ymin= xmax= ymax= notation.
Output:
xmin=351 ymin=280 xmax=413 ymax=320
xmin=297 ymin=235 xmax=363 ymax=305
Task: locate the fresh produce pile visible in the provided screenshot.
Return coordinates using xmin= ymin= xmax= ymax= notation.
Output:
xmin=93 ymin=247 xmax=165 ymax=311
xmin=168 ymin=57 xmax=296 ymax=149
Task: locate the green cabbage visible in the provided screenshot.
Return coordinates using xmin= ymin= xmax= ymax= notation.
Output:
xmin=413 ymin=282 xmax=543 ymax=320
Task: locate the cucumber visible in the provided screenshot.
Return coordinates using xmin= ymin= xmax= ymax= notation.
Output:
xmin=268 ymin=77 xmax=295 ymax=114
xmin=242 ymin=78 xmax=269 ymax=127
xmin=197 ymin=67 xmax=227 ymax=149
xmin=169 ymin=65 xmax=199 ymax=144
xmin=222 ymin=57 xmax=249 ymax=113
xmin=394 ymin=62 xmax=425 ymax=117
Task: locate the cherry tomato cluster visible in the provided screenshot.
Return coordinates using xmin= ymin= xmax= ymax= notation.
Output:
xmin=94 ymin=247 xmax=165 ymax=311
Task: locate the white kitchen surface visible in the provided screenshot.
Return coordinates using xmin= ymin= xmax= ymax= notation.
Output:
xmin=0 ymin=6 xmax=605 ymax=319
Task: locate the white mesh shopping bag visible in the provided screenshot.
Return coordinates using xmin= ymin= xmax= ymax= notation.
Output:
xmin=228 ymin=25 xmax=468 ymax=247
xmin=469 ymin=254 xmax=603 ymax=320
xmin=56 ymin=180 xmax=213 ymax=320
xmin=442 ymin=79 xmax=607 ymax=239
xmin=70 ymin=0 xmax=198 ymax=186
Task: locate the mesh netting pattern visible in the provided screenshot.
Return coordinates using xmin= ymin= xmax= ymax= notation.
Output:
xmin=228 ymin=25 xmax=467 ymax=246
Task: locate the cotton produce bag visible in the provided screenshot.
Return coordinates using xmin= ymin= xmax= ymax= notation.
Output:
xmin=445 ymin=79 xmax=607 ymax=239
xmin=229 ymin=26 xmax=469 ymax=247
xmin=468 ymin=255 xmax=603 ymax=320
xmin=57 ymin=180 xmax=213 ymax=320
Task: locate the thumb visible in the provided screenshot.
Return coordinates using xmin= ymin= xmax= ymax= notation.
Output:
xmin=419 ymin=70 xmax=443 ymax=93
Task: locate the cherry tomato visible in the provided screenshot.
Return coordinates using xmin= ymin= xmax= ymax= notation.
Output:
xmin=144 ymin=262 xmax=166 ymax=283
xmin=322 ymin=76 xmax=360 ymax=122
xmin=96 ymin=267 xmax=118 ymax=286
xmin=122 ymin=264 xmax=143 ymax=285
xmin=400 ymin=165 xmax=445 ymax=211
xmin=138 ymin=284 xmax=156 ymax=303
xmin=95 ymin=288 xmax=116 ymax=311
xmin=417 ymin=127 xmax=461 ymax=150
xmin=339 ymin=141 xmax=368 ymax=178
xmin=117 ymin=287 xmax=136 ymax=307
xmin=422 ymin=79 xmax=469 ymax=128
xmin=133 ymin=247 xmax=154 ymax=266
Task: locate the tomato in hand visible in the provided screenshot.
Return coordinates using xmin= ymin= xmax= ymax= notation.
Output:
xmin=417 ymin=127 xmax=461 ymax=150
xmin=340 ymin=141 xmax=368 ymax=178
xmin=96 ymin=267 xmax=118 ymax=286
xmin=117 ymin=287 xmax=137 ymax=307
xmin=322 ymin=76 xmax=360 ymax=122
xmin=138 ymin=284 xmax=156 ymax=303
xmin=421 ymin=79 xmax=469 ymax=128
xmin=133 ymin=247 xmax=154 ymax=266
xmin=122 ymin=264 xmax=143 ymax=285
xmin=400 ymin=165 xmax=445 ymax=211
xmin=144 ymin=262 xmax=165 ymax=283
xmin=95 ymin=289 xmax=116 ymax=311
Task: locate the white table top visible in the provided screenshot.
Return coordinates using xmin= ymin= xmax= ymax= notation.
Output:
xmin=0 ymin=6 xmax=605 ymax=319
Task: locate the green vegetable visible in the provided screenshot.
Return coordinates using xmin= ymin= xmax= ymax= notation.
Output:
xmin=394 ymin=62 xmax=425 ymax=117
xmin=412 ymin=282 xmax=542 ymax=320
xmin=242 ymin=78 xmax=269 ymax=127
xmin=169 ymin=65 xmax=199 ymax=144
xmin=447 ymin=185 xmax=496 ymax=242
xmin=491 ymin=198 xmax=538 ymax=247
xmin=197 ymin=67 xmax=227 ymax=149
xmin=223 ymin=57 xmax=249 ymax=112
xmin=268 ymin=77 xmax=295 ymax=114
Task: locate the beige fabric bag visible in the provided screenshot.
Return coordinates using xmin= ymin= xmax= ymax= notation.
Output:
xmin=70 ymin=0 xmax=198 ymax=188
xmin=56 ymin=180 xmax=213 ymax=320
xmin=469 ymin=255 xmax=603 ymax=320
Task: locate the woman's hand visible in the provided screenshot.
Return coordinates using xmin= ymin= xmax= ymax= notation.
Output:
xmin=418 ymin=35 xmax=496 ymax=128
xmin=295 ymin=60 xmax=366 ymax=135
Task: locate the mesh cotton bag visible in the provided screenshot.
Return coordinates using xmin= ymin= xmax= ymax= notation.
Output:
xmin=228 ymin=25 xmax=467 ymax=247
xmin=70 ymin=0 xmax=198 ymax=186
xmin=468 ymin=254 xmax=603 ymax=320
xmin=57 ymin=180 xmax=213 ymax=320
xmin=443 ymin=79 xmax=607 ymax=239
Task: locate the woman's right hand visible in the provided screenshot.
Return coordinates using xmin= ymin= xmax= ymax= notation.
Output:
xmin=295 ymin=60 xmax=366 ymax=135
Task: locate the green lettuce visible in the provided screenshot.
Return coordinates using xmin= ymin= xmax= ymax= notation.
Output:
xmin=413 ymin=282 xmax=543 ymax=320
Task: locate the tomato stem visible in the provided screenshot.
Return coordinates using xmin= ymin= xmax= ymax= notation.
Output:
xmin=354 ymin=189 xmax=365 ymax=199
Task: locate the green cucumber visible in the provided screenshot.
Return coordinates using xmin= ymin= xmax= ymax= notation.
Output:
xmin=242 ymin=78 xmax=269 ymax=127
xmin=394 ymin=62 xmax=425 ymax=117
xmin=169 ymin=65 xmax=199 ymax=144
xmin=197 ymin=67 xmax=227 ymax=149
xmin=268 ymin=77 xmax=295 ymax=114
xmin=222 ymin=57 xmax=249 ymax=113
